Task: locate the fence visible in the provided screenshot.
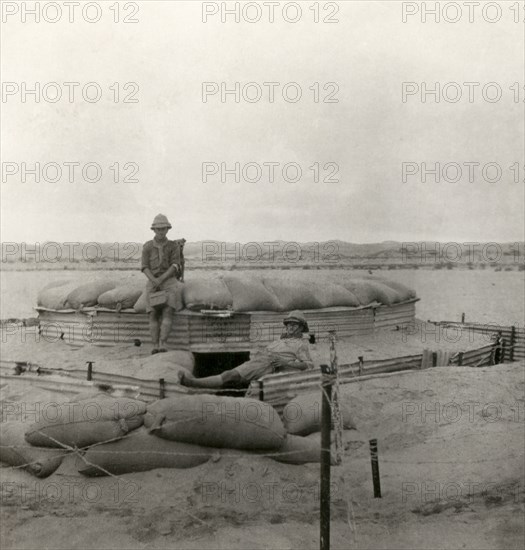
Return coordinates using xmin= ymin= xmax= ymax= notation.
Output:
xmin=1 ymin=321 xmax=521 ymax=414
xmin=252 ymin=332 xmax=517 ymax=412
xmin=429 ymin=320 xmax=525 ymax=361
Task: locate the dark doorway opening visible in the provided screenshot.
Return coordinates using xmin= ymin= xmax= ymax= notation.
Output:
xmin=193 ymin=352 xmax=251 ymax=378
xmin=193 ymin=351 xmax=252 ymax=397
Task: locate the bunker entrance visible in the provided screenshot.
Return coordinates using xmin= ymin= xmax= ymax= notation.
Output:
xmin=193 ymin=351 xmax=250 ymax=378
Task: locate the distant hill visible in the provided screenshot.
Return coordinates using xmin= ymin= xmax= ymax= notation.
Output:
xmin=1 ymin=240 xmax=523 ymax=270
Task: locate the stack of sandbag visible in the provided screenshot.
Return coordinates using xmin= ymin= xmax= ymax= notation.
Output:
xmin=78 ymin=394 xmax=286 ymax=476
xmin=363 ymin=276 xmax=416 ymax=302
xmin=144 ymin=394 xmax=286 ymax=450
xmin=132 ymin=350 xmax=195 ymax=382
xmin=282 ymin=392 xmax=356 ymax=436
xmin=182 ymin=277 xmax=233 ymax=311
xmin=0 ymin=421 xmax=67 ymax=477
xmin=267 ymin=434 xmax=336 ymax=465
xmin=312 ymin=281 xmax=361 ymax=308
xmin=24 ymin=395 xmax=146 ymax=449
xmin=262 ymin=278 xmax=323 ymax=310
xmin=37 ymin=281 xmax=79 ymax=310
xmin=179 ymin=273 xmax=416 ymax=312
xmin=223 ymin=275 xmax=282 ymax=312
xmin=97 ymin=280 xmax=145 ymax=310
xmin=338 ymin=279 xmax=399 ymax=306
xmin=66 ymin=279 xmax=118 ymax=309
xmin=77 ymin=426 xmax=211 ymax=476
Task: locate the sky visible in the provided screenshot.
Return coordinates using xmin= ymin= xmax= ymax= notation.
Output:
xmin=1 ymin=0 xmax=524 ymax=244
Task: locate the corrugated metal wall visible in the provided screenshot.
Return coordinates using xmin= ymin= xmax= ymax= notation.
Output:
xmin=36 ymin=300 xmax=418 ymax=351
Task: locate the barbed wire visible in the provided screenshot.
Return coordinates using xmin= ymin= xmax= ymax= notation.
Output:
xmin=2 ymin=421 xmax=523 ymax=469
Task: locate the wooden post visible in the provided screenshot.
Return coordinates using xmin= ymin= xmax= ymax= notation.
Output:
xmin=328 ymin=331 xmax=342 ymax=466
xmin=320 ymin=363 xmax=333 ymax=550
xmin=358 ymin=356 xmax=364 ymax=377
xmin=258 ymin=380 xmax=264 ymax=401
xmin=159 ymin=378 xmax=166 ymax=399
xmin=369 ymin=439 xmax=381 ymax=498
xmin=458 ymin=352 xmax=464 ymax=366
xmin=490 ymin=344 xmax=496 ymax=365
xmin=432 ymin=352 xmax=437 ymax=367
xmin=461 ymin=312 xmax=465 ymax=323
xmin=509 ymin=326 xmax=516 ymax=362
xmin=86 ymin=361 xmax=93 ymax=381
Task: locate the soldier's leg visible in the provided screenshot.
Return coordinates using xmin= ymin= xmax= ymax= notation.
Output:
xmin=159 ymin=305 xmax=174 ymax=350
xmin=149 ymin=310 xmax=161 ymax=352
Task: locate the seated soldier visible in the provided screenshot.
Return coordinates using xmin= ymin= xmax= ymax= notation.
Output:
xmin=141 ymin=214 xmax=185 ymax=354
xmin=180 ymin=311 xmax=313 ymax=389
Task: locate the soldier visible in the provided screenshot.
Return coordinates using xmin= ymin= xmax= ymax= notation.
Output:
xmin=141 ymin=214 xmax=185 ymax=354
xmin=180 ymin=311 xmax=314 ymax=389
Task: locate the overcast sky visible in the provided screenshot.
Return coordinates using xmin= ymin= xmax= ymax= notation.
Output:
xmin=1 ymin=0 xmax=523 ymax=244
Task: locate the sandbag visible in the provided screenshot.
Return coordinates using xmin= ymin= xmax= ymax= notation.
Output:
xmin=338 ymin=279 xmax=398 ymax=306
xmin=97 ymin=282 xmax=144 ymax=310
xmin=365 ymin=277 xmax=416 ymax=302
xmin=306 ymin=431 xmax=336 ymax=444
xmin=0 ymin=421 xmax=66 ymax=477
xmin=283 ymin=393 xmax=356 ymax=436
xmin=313 ymin=282 xmax=360 ymax=308
xmin=37 ymin=281 xmax=79 ymax=310
xmin=144 ymin=395 xmax=286 ymax=450
xmin=77 ymin=427 xmax=211 ymax=476
xmin=366 ymin=281 xmax=400 ymax=306
xmin=133 ymin=290 xmax=148 ymax=313
xmin=66 ymin=280 xmax=118 ymax=309
xmin=262 ymin=278 xmax=323 ymax=310
xmin=269 ymin=434 xmax=324 ymax=464
xmin=25 ymin=396 xmax=146 ymax=449
xmin=224 ymin=275 xmax=283 ymax=312
xmin=183 ymin=277 xmax=233 ymax=311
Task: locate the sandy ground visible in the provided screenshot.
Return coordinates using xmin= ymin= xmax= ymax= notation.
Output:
xmin=1 ymin=328 xmax=524 ymax=549
xmin=0 ymin=319 xmax=493 ymax=377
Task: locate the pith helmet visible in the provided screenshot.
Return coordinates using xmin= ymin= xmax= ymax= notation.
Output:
xmin=151 ymin=214 xmax=172 ymax=230
xmin=283 ymin=310 xmax=309 ymax=333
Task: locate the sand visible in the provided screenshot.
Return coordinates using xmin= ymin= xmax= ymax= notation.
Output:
xmin=1 ymin=318 xmax=524 ymax=549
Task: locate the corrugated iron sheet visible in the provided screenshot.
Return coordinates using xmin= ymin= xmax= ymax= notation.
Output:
xmin=36 ymin=301 xmax=418 ymax=351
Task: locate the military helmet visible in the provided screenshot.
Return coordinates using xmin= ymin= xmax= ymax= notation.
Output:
xmin=283 ymin=310 xmax=309 ymax=333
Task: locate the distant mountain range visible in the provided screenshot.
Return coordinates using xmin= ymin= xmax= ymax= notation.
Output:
xmin=1 ymin=240 xmax=523 ymax=269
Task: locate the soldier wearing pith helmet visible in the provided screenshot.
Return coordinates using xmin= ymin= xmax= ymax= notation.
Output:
xmin=141 ymin=214 xmax=185 ymax=354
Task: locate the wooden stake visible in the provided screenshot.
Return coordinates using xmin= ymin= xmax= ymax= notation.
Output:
xmin=86 ymin=361 xmax=93 ymax=381
xmin=320 ymin=363 xmax=333 ymax=550
xmin=369 ymin=439 xmax=381 ymax=498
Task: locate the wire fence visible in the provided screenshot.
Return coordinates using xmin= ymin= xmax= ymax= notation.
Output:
xmin=1 ymin=318 xmax=523 ymax=543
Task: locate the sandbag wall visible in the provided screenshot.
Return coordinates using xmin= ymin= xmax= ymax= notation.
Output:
xmin=35 ymin=273 xmax=418 ymax=349
xmin=1 ymin=392 xmax=340 ymax=477
xmin=37 ymin=273 xmax=416 ymax=314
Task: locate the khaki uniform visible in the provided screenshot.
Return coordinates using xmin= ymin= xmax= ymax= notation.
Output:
xmin=141 ymin=238 xmax=185 ymax=312
xmin=230 ymin=338 xmax=313 ymax=382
